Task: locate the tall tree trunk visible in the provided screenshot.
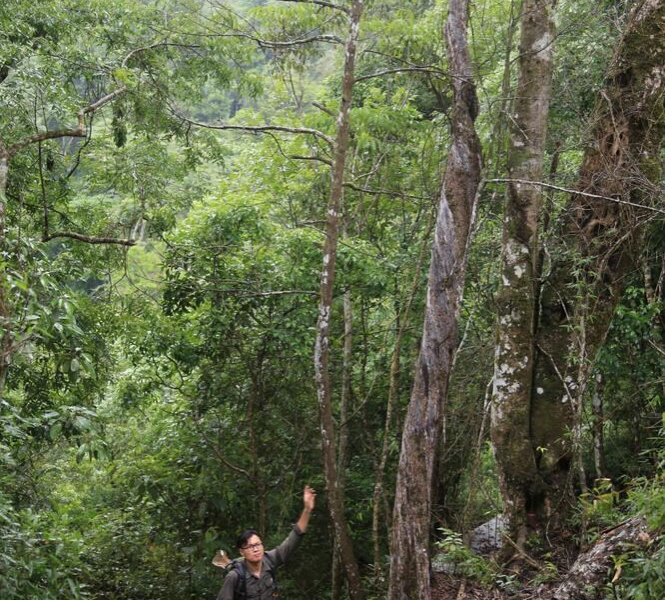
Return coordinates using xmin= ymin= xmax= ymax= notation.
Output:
xmin=531 ymin=0 xmax=665 ymax=532
xmin=332 ymin=281 xmax=353 ymax=600
xmin=388 ymin=1 xmax=482 ymax=598
xmin=0 ymin=149 xmax=10 ymax=394
xmin=591 ymin=372 xmax=606 ymax=482
xmin=372 ymin=225 xmax=431 ymax=586
xmin=313 ymin=3 xmax=365 ymax=600
xmin=491 ymin=0 xmax=558 ymax=557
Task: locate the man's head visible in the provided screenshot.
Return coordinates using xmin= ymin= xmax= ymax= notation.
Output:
xmin=236 ymin=529 xmax=264 ymax=565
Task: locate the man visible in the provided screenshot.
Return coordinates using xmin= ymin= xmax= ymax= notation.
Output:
xmin=216 ymin=485 xmax=316 ymax=600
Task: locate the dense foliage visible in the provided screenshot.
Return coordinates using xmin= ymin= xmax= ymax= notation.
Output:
xmin=0 ymin=0 xmax=662 ymax=599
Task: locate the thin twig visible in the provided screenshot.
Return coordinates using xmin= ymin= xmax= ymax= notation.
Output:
xmin=274 ymin=0 xmax=350 ymax=14
xmin=355 ymin=66 xmax=447 ymax=83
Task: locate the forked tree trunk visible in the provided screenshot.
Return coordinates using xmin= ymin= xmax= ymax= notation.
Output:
xmin=530 ymin=0 xmax=665 ymax=532
xmin=491 ymin=0 xmax=558 ymax=557
xmin=388 ymin=1 xmax=482 ymax=598
xmin=312 ymin=3 xmax=365 ymax=600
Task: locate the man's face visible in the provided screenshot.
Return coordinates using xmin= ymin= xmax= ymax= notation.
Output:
xmin=239 ymin=534 xmax=264 ymax=565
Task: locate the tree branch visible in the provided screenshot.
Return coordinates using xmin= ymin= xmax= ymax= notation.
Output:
xmin=274 ymin=0 xmax=350 ymax=14
xmin=486 ymin=178 xmax=665 ymax=215
xmin=312 ymin=101 xmax=337 ymax=118
xmin=43 ymin=231 xmax=136 ymax=246
xmin=171 ymin=110 xmax=335 ymax=147
xmin=120 ymin=41 xmax=201 ymax=67
xmin=355 ymin=66 xmax=447 ymax=83
xmin=342 ymin=181 xmax=432 ymax=201
xmin=8 ymin=87 xmax=127 ymax=157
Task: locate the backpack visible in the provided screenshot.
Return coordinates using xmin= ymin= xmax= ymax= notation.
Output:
xmin=228 ymin=555 xmax=279 ymax=599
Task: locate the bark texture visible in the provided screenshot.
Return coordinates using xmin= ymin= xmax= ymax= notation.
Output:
xmin=312 ymin=3 xmax=365 ymax=600
xmin=388 ymin=1 xmax=482 ymax=599
xmin=491 ymin=0 xmax=558 ymax=553
xmin=531 ymin=0 xmax=665 ymax=529
xmin=538 ymin=517 xmax=650 ymax=600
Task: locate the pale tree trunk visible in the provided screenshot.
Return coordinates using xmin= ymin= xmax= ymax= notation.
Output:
xmin=0 ymin=149 xmax=9 ymax=393
xmin=491 ymin=0 xmax=558 ymax=557
xmin=530 ymin=0 xmax=665 ymax=532
xmin=332 ymin=281 xmax=353 ymax=600
xmin=591 ymin=372 xmax=606 ymax=482
xmin=312 ymin=2 xmax=365 ymax=599
xmin=388 ymin=1 xmax=482 ymax=598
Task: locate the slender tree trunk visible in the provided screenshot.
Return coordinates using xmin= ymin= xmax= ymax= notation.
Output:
xmin=0 ymin=149 xmax=10 ymax=394
xmin=531 ymin=0 xmax=665 ymax=532
xmin=332 ymin=281 xmax=353 ymax=600
xmin=372 ymin=225 xmax=431 ymax=586
xmin=388 ymin=1 xmax=482 ymax=598
xmin=491 ymin=0 xmax=558 ymax=557
xmin=313 ymin=3 xmax=365 ymax=599
xmin=591 ymin=372 xmax=606 ymax=481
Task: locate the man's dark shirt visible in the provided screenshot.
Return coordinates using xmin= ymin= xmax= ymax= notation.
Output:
xmin=216 ymin=525 xmax=304 ymax=600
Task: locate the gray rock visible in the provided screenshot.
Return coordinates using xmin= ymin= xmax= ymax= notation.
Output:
xmin=468 ymin=515 xmax=505 ymax=555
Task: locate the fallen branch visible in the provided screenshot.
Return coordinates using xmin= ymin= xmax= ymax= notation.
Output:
xmin=535 ymin=517 xmax=650 ymax=600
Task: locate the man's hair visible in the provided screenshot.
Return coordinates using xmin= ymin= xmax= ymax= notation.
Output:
xmin=236 ymin=529 xmax=260 ymax=549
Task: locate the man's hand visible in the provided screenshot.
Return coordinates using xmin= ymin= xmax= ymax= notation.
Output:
xmin=303 ymin=485 xmax=316 ymax=513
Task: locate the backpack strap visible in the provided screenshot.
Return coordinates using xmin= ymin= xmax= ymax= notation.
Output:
xmin=263 ymin=555 xmax=279 ymax=597
xmin=231 ymin=560 xmax=248 ymax=600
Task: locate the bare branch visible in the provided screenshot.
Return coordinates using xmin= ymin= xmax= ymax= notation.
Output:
xmin=289 ymin=154 xmax=332 ymax=165
xmin=43 ymin=231 xmax=136 ymax=246
xmin=120 ymin=41 xmax=201 ymax=67
xmin=355 ymin=66 xmax=447 ymax=83
xmin=9 ymin=128 xmax=87 ymax=156
xmin=486 ymin=178 xmax=665 ymax=215
xmin=256 ymin=33 xmax=343 ymax=48
xmin=312 ymin=101 xmax=336 ymax=118
xmin=172 ymin=110 xmax=335 ymax=147
xmin=264 ymin=130 xmax=332 ymax=166
xmin=8 ymin=87 xmax=127 ymax=157
xmin=274 ymin=0 xmax=350 ymax=14
xmin=342 ymin=181 xmax=432 ymax=201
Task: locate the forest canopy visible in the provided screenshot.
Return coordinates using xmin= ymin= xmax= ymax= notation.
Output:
xmin=0 ymin=1 xmax=663 ymax=599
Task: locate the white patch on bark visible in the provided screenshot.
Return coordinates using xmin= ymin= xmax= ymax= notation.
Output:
xmin=532 ymin=30 xmax=553 ymax=56
xmin=514 ymin=265 xmax=525 ymax=278
xmin=537 ymin=387 xmax=544 ymax=395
